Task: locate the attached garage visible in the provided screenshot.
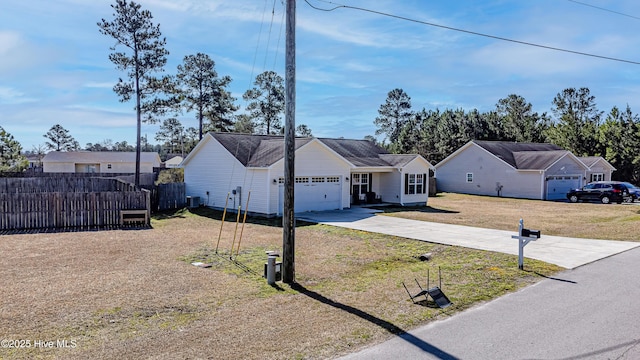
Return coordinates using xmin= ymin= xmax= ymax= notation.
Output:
xmin=546 ymin=175 xmax=582 ymax=200
xmin=279 ymin=176 xmax=342 ymax=213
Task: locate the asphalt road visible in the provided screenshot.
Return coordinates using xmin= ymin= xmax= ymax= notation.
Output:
xmin=338 ymin=246 xmax=640 ymax=360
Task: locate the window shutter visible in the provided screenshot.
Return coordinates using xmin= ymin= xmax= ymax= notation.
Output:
xmin=423 ymin=173 xmax=427 ymax=194
xmin=404 ymin=173 xmax=409 ymax=195
xmin=368 ymin=173 xmax=373 ymax=192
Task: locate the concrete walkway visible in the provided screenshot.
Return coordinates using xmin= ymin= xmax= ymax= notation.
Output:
xmin=297 ymin=207 xmax=639 ymax=269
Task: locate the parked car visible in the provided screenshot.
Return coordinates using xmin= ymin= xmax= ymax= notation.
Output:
xmin=620 ymin=182 xmax=639 ymax=202
xmin=566 ymin=181 xmax=629 ymax=204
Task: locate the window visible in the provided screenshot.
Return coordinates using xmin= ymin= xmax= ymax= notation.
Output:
xmin=416 ymin=173 xmax=424 ymax=194
xmin=311 ymin=177 xmax=325 ymax=183
xmin=107 ymin=163 xmax=112 ymax=169
xmin=466 ymin=173 xmax=473 ymax=183
xmin=404 ymin=173 xmax=427 ymax=195
xmin=591 ymin=173 xmax=604 ymax=182
xmin=326 ymin=176 xmax=340 ymax=183
xmin=295 ymin=177 xmax=309 ymax=184
xmin=408 ymin=174 xmax=416 ymax=194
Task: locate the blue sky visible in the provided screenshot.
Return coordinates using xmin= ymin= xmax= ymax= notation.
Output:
xmin=2 ymin=0 xmax=640 ymax=151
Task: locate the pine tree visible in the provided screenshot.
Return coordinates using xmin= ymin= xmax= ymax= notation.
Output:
xmin=374 ymin=88 xmax=413 ymax=146
xmin=0 ymin=127 xmax=27 ymax=172
xmin=43 ymin=124 xmax=79 ymax=151
xmin=176 ymin=53 xmax=238 ymax=139
xmin=243 ymin=71 xmax=285 ymax=135
xmin=98 ymin=0 xmax=169 ymax=186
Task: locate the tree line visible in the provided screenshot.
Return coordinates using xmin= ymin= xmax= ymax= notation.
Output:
xmin=374 ymin=87 xmax=640 ymax=183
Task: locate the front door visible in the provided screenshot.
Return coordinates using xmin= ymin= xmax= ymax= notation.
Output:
xmin=350 ymin=173 xmax=371 ymax=204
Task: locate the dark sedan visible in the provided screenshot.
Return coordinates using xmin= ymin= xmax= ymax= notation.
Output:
xmin=567 ymin=181 xmax=628 ymax=204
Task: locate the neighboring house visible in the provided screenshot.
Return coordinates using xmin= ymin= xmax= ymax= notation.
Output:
xmin=42 ymin=151 xmax=161 ymax=173
xmin=579 ymin=156 xmax=616 ymax=183
xmin=182 ymin=133 xmax=434 ymax=216
xmin=435 ymin=140 xmax=592 ymax=200
xmin=164 ymin=155 xmax=183 ymax=168
xmin=26 ymin=154 xmax=43 ymax=170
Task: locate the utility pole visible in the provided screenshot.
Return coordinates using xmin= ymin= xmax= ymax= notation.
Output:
xmin=282 ymin=0 xmax=296 ymax=284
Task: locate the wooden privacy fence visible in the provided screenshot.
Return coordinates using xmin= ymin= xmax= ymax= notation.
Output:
xmin=0 ymin=172 xmax=157 ymax=186
xmin=0 ymin=177 xmax=150 ymax=231
xmin=157 ymin=183 xmax=186 ymax=211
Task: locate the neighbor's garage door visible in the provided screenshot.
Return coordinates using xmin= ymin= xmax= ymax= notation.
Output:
xmin=279 ymin=176 xmax=342 ymax=213
xmin=546 ymin=175 xmax=581 ymax=200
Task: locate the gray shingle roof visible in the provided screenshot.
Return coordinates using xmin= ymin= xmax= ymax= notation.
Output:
xmin=316 ymin=137 xmax=392 ymax=166
xmin=513 ymin=151 xmax=568 ymax=170
xmin=578 ymin=156 xmax=600 ymax=168
xmin=474 ymin=140 xmax=565 ymax=170
xmin=209 ymin=133 xmax=417 ymax=168
xmin=379 ymin=154 xmax=419 ymax=167
xmin=211 ymin=133 xmax=312 ymax=167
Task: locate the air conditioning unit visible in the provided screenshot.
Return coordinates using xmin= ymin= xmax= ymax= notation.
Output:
xmin=186 ymin=196 xmax=200 ymax=208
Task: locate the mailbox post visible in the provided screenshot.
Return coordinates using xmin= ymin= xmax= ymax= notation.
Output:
xmin=511 ymin=219 xmax=541 ymax=270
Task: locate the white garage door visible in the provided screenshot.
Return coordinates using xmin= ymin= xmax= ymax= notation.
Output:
xmin=546 ymin=175 xmax=581 ymax=200
xmin=279 ymin=176 xmax=342 ymax=214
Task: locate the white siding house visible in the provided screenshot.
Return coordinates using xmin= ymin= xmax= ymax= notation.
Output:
xmin=42 ymin=151 xmax=161 ymax=173
xmin=435 ymin=141 xmax=591 ymax=200
xmin=182 ymin=133 xmax=434 ymax=216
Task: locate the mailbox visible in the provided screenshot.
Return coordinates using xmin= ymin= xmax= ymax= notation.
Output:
xmin=522 ymin=228 xmax=541 ymax=238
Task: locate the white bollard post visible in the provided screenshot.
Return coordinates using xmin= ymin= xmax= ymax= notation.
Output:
xmin=267 ymin=255 xmax=277 ymax=285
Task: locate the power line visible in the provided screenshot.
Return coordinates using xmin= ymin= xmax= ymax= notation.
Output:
xmin=304 ymin=0 xmax=640 ymax=65
xmin=567 ymin=0 xmax=640 ymax=21
xmin=262 ymin=0 xmax=278 ymax=70
xmin=248 ymin=0 xmax=270 ymax=90
xmin=273 ymin=4 xmax=286 ymax=70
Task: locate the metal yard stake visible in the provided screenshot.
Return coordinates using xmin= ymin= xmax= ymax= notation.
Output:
xmin=230 ymin=206 xmax=241 ymax=259
xmin=235 ymin=191 xmax=251 ymax=258
xmin=215 ymin=192 xmax=230 ymax=254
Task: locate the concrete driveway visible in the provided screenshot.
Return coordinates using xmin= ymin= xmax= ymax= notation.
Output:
xmin=297 ymin=207 xmax=639 ymax=269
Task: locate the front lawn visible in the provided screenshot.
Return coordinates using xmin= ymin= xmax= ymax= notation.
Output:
xmin=0 ymin=207 xmax=561 ymax=359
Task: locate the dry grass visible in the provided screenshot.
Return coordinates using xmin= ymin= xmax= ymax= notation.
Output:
xmin=381 ymin=193 xmax=640 ymax=241
xmin=1 ymin=201 xmax=580 ymax=360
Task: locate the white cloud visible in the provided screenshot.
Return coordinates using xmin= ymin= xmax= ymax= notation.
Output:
xmin=84 ymin=82 xmax=115 ymax=89
xmin=0 ymin=86 xmax=36 ymax=104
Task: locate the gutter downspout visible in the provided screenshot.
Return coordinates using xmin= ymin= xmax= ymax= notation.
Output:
xmin=398 ymin=167 xmax=404 ymax=206
xmin=540 ymin=170 xmax=545 ymax=200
